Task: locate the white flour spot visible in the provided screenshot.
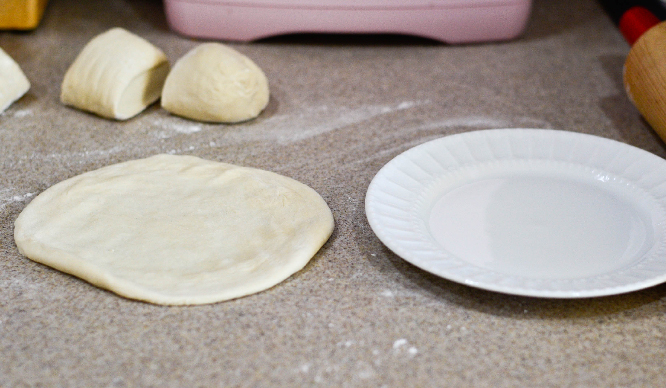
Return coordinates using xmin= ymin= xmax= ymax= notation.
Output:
xmin=12 ymin=109 xmax=33 ymax=118
xmin=381 ymin=290 xmax=395 ymax=298
xmin=163 ymin=145 xmax=203 ymax=155
xmin=12 ymin=193 xmax=35 ymax=201
xmin=78 ymin=146 xmax=126 ymax=158
xmin=173 ymin=122 xmax=202 ymax=134
xmin=392 ymin=339 xmax=418 ymax=357
xmin=397 ymin=101 xmax=421 ymax=110
xmin=393 ymin=339 xmax=408 ymax=349
xmin=337 ymin=340 xmax=354 ymax=348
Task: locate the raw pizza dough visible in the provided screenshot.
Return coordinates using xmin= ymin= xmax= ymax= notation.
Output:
xmin=0 ymin=47 xmax=30 ymax=113
xmin=161 ymin=43 xmax=269 ymax=123
xmin=60 ymin=27 xmax=170 ymax=120
xmin=14 ymin=154 xmax=334 ymax=305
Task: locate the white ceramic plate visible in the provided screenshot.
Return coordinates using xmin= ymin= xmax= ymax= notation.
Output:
xmin=365 ymin=129 xmax=666 ymax=298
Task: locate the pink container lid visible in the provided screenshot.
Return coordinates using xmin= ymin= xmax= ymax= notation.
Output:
xmin=185 ymin=0 xmax=522 ymax=8
xmin=164 ymin=0 xmax=533 ymax=43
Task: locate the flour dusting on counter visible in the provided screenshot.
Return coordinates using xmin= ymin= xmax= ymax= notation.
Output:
xmin=226 ymin=100 xmax=429 ymax=144
xmin=0 ymin=189 xmax=35 ymax=210
xmin=393 ymin=339 xmax=418 ymax=357
xmin=152 ymin=117 xmax=203 ymax=138
xmin=11 ymin=109 xmax=33 ymax=118
xmin=337 ymin=115 xmax=554 ymax=169
xmin=13 ymin=146 xmax=128 ymax=163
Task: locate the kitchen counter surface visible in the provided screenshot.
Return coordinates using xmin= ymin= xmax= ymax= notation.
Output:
xmin=2 ymin=0 xmax=666 ymax=386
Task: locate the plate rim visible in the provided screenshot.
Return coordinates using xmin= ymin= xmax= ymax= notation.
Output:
xmin=365 ymin=128 xmax=666 ymax=298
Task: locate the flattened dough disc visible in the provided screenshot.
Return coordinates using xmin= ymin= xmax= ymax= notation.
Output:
xmin=14 ymin=155 xmax=334 ymax=305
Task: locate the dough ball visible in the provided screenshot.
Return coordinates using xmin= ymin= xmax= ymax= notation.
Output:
xmin=0 ymin=47 xmax=30 ymax=113
xmin=161 ymin=43 xmax=269 ymax=123
xmin=14 ymin=154 xmax=334 ymax=305
xmin=60 ymin=27 xmax=170 ymax=120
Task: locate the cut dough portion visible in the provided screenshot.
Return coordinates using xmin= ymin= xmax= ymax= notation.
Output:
xmin=0 ymin=47 xmax=30 ymax=113
xmin=60 ymin=27 xmax=170 ymax=120
xmin=14 ymin=154 xmax=334 ymax=305
xmin=161 ymin=43 xmax=269 ymax=123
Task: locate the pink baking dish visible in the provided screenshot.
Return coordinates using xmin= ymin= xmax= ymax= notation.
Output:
xmin=164 ymin=0 xmax=533 ymax=43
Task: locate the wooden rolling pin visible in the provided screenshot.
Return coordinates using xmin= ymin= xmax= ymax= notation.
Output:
xmin=622 ymin=6 xmax=666 ymax=140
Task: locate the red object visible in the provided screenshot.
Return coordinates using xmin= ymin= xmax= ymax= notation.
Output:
xmin=619 ymin=6 xmax=661 ymax=45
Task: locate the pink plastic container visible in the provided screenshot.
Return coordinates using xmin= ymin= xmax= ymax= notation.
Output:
xmin=164 ymin=0 xmax=533 ymax=43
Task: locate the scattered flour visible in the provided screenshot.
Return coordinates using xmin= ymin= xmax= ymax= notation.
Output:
xmin=0 ymin=189 xmax=35 ymax=210
xmin=133 ymin=101 xmax=429 ymax=144
xmin=152 ymin=117 xmax=203 ymax=138
xmin=225 ymin=100 xmax=429 ymax=144
xmin=393 ymin=339 xmax=408 ymax=349
xmin=393 ymin=338 xmax=418 ymax=357
xmin=336 ymin=340 xmax=355 ymax=348
xmin=396 ymin=101 xmax=419 ymax=110
xmin=12 ymin=146 xmax=127 ymax=164
xmin=150 ymin=100 xmax=422 ymax=142
xmin=342 ymin=114 xmax=549 ymax=169
xmin=12 ymin=109 xmax=33 ymax=118
xmin=0 ymin=272 xmax=69 ymax=301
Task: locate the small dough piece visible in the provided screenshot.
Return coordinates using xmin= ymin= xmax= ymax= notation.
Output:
xmin=14 ymin=154 xmax=334 ymax=305
xmin=161 ymin=43 xmax=269 ymax=123
xmin=0 ymin=47 xmax=30 ymax=113
xmin=60 ymin=27 xmax=170 ymax=120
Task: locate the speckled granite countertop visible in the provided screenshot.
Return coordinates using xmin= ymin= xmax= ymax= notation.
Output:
xmin=2 ymin=0 xmax=666 ymax=386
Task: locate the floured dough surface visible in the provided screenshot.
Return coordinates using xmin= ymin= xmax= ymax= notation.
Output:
xmin=60 ymin=27 xmax=169 ymax=120
xmin=161 ymin=43 xmax=269 ymax=123
xmin=14 ymin=155 xmax=334 ymax=305
xmin=0 ymin=47 xmax=30 ymax=113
